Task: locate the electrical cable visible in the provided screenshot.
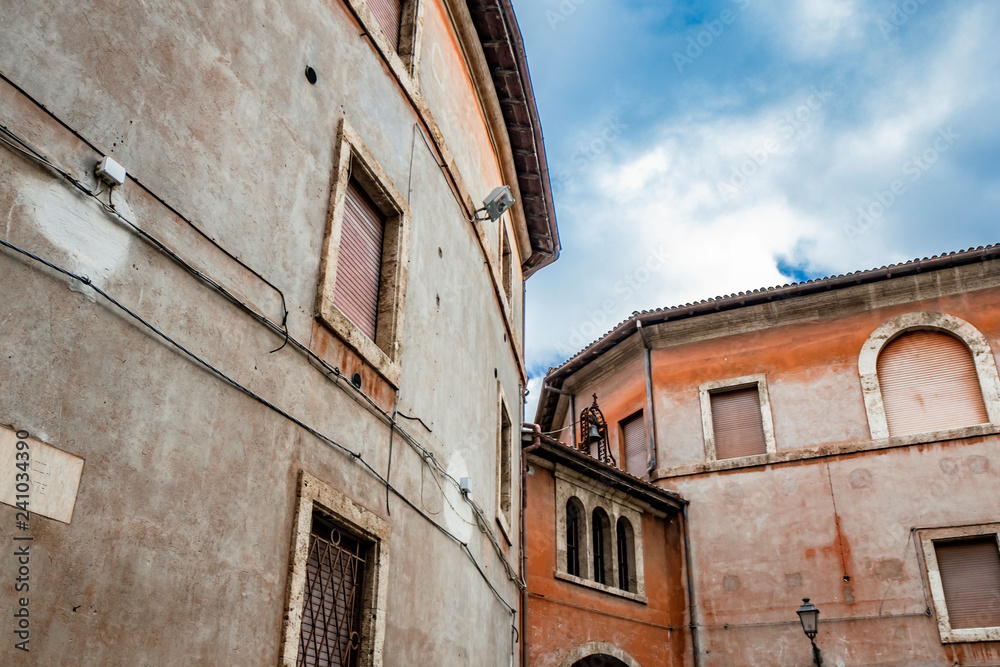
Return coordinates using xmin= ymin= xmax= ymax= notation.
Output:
xmin=0 ymin=233 xmax=518 ymax=614
xmin=1 ymin=106 xmax=523 ymax=612
xmin=1 ymin=62 xmax=524 ymax=655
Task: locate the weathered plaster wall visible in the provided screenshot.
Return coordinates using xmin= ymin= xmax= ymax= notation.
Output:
xmin=552 ymin=272 xmax=1000 ymax=665
xmin=0 ymin=0 xmax=529 ymax=664
xmin=525 ymin=460 xmax=690 ymax=667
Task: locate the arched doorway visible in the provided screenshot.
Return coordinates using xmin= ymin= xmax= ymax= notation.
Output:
xmin=570 ymin=656 xmax=630 ymax=667
xmin=557 ymin=641 xmax=642 ymax=667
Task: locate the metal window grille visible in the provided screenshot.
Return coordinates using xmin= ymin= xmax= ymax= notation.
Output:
xmin=297 ymin=513 xmax=369 ymax=667
xmin=616 ymin=520 xmax=630 ymax=591
xmin=566 ymin=500 xmax=580 ymax=577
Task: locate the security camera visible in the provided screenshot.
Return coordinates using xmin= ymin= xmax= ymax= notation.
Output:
xmin=481 ymin=185 xmax=514 ymax=222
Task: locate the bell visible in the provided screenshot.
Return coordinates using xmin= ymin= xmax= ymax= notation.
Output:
xmin=587 ymin=424 xmax=601 ymax=443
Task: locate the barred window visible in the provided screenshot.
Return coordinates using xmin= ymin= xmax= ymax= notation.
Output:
xmin=298 ymin=512 xmax=371 ymax=667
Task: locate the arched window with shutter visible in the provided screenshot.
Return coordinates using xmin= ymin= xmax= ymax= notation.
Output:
xmin=566 ymin=498 xmax=584 ymax=578
xmin=877 ymin=330 xmax=989 ymax=436
xmin=616 ymin=517 xmax=637 ymax=593
xmin=592 ymin=508 xmax=612 ymax=585
xmin=859 ymin=313 xmax=1000 ymax=439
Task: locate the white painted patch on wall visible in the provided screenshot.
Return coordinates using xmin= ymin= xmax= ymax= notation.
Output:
xmin=29 ymin=182 xmax=132 ymax=297
xmin=445 ymin=451 xmax=475 ymax=542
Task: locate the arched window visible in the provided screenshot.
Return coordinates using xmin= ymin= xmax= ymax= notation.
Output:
xmin=616 ymin=517 xmax=637 ymax=593
xmin=566 ymin=498 xmax=582 ymax=577
xmin=877 ymin=330 xmax=989 ymax=436
xmin=592 ymin=508 xmax=612 ymax=585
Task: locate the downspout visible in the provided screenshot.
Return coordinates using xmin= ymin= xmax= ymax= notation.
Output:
xmin=682 ymin=503 xmax=701 ymax=667
xmin=521 ymin=424 xmax=543 ymax=667
xmin=636 ymin=320 xmax=658 ymax=475
xmin=543 ymin=384 xmax=576 ymax=449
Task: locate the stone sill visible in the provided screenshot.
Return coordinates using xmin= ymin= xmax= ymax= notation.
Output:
xmin=554 ymin=571 xmax=648 ymax=604
xmin=653 ymin=423 xmax=1000 ymax=480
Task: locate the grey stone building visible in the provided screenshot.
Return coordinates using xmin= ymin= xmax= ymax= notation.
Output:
xmin=0 ymin=0 xmax=558 ymax=664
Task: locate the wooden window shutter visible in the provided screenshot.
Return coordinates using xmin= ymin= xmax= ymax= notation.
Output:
xmin=621 ymin=412 xmax=647 ymax=477
xmin=877 ymin=331 xmax=988 ymax=436
xmin=711 ymin=387 xmax=767 ymax=460
xmin=368 ymin=0 xmax=402 ymax=49
xmin=934 ymin=537 xmax=1000 ymax=630
xmin=334 ymin=180 xmax=385 ymax=341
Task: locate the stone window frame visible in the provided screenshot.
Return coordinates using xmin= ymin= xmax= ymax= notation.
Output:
xmin=345 ymin=0 xmax=425 ymax=82
xmin=699 ymin=374 xmax=777 ymax=463
xmin=553 ymin=467 xmax=648 ymax=603
xmin=317 ymin=119 xmax=410 ymax=387
xmin=918 ymin=523 xmax=1000 ymax=644
xmin=279 ymin=471 xmax=391 ymax=667
xmin=495 ymin=382 xmax=514 ymax=543
xmin=859 ymin=312 xmax=1000 ymax=439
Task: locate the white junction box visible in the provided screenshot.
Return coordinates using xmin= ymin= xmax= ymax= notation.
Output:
xmin=95 ymin=156 xmax=127 ymax=186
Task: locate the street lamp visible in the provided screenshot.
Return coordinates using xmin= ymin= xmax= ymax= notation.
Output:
xmin=797 ymin=598 xmax=823 ymax=665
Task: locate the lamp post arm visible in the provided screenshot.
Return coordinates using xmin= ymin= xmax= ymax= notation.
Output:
xmin=811 ymin=638 xmax=823 ymax=666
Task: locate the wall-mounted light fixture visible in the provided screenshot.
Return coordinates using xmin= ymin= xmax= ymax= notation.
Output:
xmin=797 ymin=598 xmax=823 ymax=665
xmin=474 ymin=185 xmax=514 ymax=222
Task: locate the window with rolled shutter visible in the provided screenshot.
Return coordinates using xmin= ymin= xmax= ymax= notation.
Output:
xmin=877 ymin=330 xmax=989 ymax=436
xmin=334 ymin=179 xmax=385 ymax=342
xmin=368 ymin=0 xmax=402 ymax=49
xmin=711 ymin=386 xmax=767 ymax=460
xmin=934 ymin=537 xmax=1000 ymax=630
xmin=298 ymin=512 xmax=370 ymax=667
xmin=620 ymin=411 xmax=647 ymax=477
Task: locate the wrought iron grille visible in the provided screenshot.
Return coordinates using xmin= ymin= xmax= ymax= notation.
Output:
xmin=297 ymin=514 xmax=369 ymax=667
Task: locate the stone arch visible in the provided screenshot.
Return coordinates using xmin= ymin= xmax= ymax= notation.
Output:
xmin=858 ymin=312 xmax=1000 ymax=438
xmin=557 ymin=641 xmax=642 ymax=667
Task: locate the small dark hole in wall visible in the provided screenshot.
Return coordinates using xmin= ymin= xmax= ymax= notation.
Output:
xmin=351 ymin=373 xmax=362 ymax=389
xmin=494 ymin=368 xmax=498 ymax=378
xmin=305 ymin=66 xmax=318 ymax=85
xmin=843 ymin=576 xmax=851 ymax=582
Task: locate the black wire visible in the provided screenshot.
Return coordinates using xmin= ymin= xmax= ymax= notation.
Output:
xmin=385 ymin=408 xmax=396 ymax=516
xmin=1 ymin=106 xmax=522 ymax=600
xmin=0 ymin=235 xmax=516 ymax=614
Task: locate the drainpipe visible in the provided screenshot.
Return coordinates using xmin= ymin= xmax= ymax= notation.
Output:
xmin=682 ymin=503 xmax=701 ymax=667
xmin=543 ymin=384 xmax=576 ymax=449
xmin=521 ymin=425 xmax=543 ymax=667
xmin=636 ymin=320 xmax=658 ymax=476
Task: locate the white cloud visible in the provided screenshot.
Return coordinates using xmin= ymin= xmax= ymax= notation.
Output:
xmin=522 ymin=0 xmax=1000 ymax=391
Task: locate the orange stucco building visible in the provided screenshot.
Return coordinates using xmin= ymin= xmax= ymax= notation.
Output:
xmin=533 ymin=245 xmax=1000 ymax=666
xmin=522 ymin=425 xmax=691 ymax=667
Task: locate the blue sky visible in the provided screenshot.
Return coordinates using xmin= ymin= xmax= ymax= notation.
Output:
xmin=512 ymin=0 xmax=1000 ymax=418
